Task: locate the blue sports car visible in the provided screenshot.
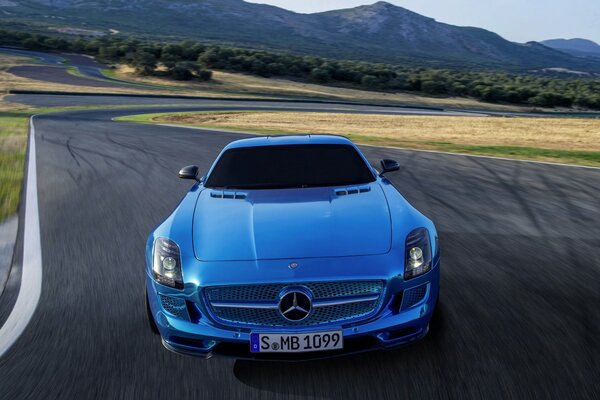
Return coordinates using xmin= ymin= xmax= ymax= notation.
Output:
xmin=145 ymin=135 xmax=440 ymax=359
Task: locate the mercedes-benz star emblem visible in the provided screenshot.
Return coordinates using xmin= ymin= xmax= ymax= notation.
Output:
xmin=278 ymin=290 xmax=312 ymax=321
xmin=288 ymin=262 xmax=299 ymax=269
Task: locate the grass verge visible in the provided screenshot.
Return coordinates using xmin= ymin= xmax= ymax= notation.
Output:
xmin=116 ymin=111 xmax=600 ymax=168
xmin=100 ymin=69 xmax=118 ymax=79
xmin=66 ymin=66 xmax=83 ymax=77
xmin=0 ymin=112 xmax=28 ymax=221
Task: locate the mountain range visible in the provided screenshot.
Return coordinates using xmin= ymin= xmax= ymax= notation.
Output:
xmin=541 ymin=38 xmax=600 ymax=59
xmin=1 ymin=0 xmax=599 ymax=72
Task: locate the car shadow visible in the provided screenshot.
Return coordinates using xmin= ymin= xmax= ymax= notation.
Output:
xmin=233 ymin=304 xmax=446 ymax=398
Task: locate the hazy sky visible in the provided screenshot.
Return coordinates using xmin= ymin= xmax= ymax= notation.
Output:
xmin=246 ymin=0 xmax=600 ymax=43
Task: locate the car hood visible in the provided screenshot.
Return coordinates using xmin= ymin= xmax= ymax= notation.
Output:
xmin=193 ymin=185 xmax=392 ymax=261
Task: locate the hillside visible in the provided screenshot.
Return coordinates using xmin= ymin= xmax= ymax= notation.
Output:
xmin=541 ymin=38 xmax=600 ymax=59
xmin=1 ymin=0 xmax=599 ymax=71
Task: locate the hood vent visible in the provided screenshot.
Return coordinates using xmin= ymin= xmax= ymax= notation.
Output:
xmin=210 ymin=190 xmax=247 ymax=200
xmin=335 ymin=185 xmax=371 ymax=196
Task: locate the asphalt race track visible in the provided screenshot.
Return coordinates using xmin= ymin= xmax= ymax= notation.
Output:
xmin=1 ymin=47 xmax=150 ymax=89
xmin=0 ymin=96 xmax=599 ymax=399
xmin=0 ymin=47 xmax=66 ymax=65
xmin=8 ymin=65 xmax=131 ymax=88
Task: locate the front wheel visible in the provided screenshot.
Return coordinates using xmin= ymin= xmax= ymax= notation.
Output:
xmin=146 ymin=289 xmax=160 ymax=335
xmin=425 ymin=296 xmax=444 ymax=343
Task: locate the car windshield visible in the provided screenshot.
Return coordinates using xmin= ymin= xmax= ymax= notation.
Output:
xmin=205 ymin=144 xmax=375 ymax=189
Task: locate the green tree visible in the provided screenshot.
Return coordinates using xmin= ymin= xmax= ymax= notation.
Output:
xmin=131 ymin=51 xmax=157 ymax=75
xmin=169 ymin=62 xmax=194 ymax=80
xmin=421 ymin=80 xmax=447 ymax=95
xmin=196 ymin=68 xmax=213 ymax=81
xmin=22 ymin=38 xmax=41 ymax=50
xmin=310 ymin=68 xmax=331 ymax=83
xmin=361 ymin=75 xmax=379 ymax=89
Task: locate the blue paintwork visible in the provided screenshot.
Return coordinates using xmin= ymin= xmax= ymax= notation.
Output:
xmin=146 ymin=135 xmax=440 ymax=358
xmin=193 ymin=185 xmax=392 ymax=261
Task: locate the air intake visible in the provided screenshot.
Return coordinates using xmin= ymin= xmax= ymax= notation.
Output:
xmin=210 ymin=191 xmax=247 ymax=200
xmin=335 ymin=186 xmax=371 ymax=196
xmin=401 ymin=284 xmax=428 ymax=310
xmin=159 ymin=295 xmax=190 ymax=320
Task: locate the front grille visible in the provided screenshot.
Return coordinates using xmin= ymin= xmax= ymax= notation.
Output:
xmin=159 ymin=295 xmax=190 ymax=320
xmin=204 ymin=280 xmax=384 ymax=327
xmin=206 ymin=281 xmax=384 ymax=302
xmin=214 ymin=299 xmax=378 ymax=327
xmin=402 ymin=284 xmax=428 ymax=309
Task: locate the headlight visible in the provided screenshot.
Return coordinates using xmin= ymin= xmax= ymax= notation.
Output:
xmin=404 ymin=228 xmax=432 ymax=279
xmin=153 ymin=238 xmax=184 ymax=289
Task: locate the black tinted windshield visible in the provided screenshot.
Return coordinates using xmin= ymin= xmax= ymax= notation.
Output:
xmin=205 ymin=144 xmax=375 ymax=189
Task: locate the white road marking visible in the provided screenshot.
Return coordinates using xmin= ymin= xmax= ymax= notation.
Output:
xmin=159 ymin=123 xmax=257 ymax=135
xmin=158 ymin=123 xmax=600 ymax=171
xmin=0 ymin=116 xmax=43 ymax=358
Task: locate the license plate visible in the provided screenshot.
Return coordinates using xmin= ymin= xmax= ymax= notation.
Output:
xmin=250 ymin=330 xmax=343 ymax=353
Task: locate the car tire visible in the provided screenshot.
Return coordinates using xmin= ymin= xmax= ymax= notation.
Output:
xmin=425 ymin=296 xmax=443 ymax=343
xmin=146 ymin=289 xmax=160 ymax=335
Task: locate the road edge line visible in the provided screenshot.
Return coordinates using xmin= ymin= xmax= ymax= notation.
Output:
xmin=158 ymin=123 xmax=257 ymax=136
xmin=0 ymin=116 xmax=43 ymax=358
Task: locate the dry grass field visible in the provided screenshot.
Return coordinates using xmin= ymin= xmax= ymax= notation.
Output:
xmin=155 ymin=111 xmax=600 ymax=151
xmin=112 ymin=65 xmax=525 ymax=112
xmin=124 ymin=110 xmax=600 ymax=167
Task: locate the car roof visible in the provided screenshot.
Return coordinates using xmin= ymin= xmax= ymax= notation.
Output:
xmin=223 ymin=135 xmax=354 ymax=150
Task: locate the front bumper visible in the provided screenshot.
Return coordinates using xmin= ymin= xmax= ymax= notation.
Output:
xmin=146 ymin=264 xmax=440 ymax=360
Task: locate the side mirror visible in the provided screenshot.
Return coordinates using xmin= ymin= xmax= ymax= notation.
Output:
xmin=179 ymin=165 xmax=200 ymax=181
xmin=379 ymin=159 xmax=400 ymax=176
